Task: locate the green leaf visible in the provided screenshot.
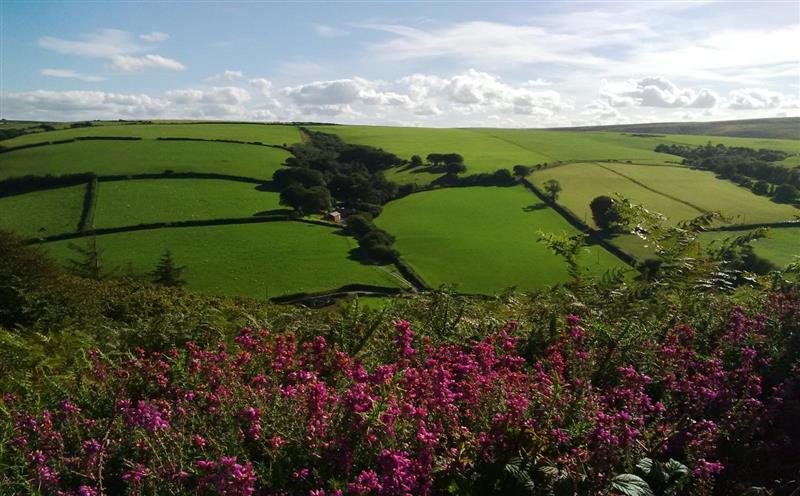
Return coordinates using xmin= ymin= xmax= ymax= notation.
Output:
xmin=635 ymin=458 xmax=654 ymax=476
xmin=664 ymin=459 xmax=690 ymax=481
xmin=611 ymin=474 xmax=655 ymax=496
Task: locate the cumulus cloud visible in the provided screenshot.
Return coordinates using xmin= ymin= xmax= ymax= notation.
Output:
xmin=249 ymin=78 xmax=273 ymax=97
xmin=109 ymin=54 xmax=186 ymax=72
xmin=727 ymin=88 xmax=785 ymax=110
xmin=582 ymin=99 xmax=628 ymax=124
xmin=600 ymin=76 xmax=719 ymax=108
xmin=40 ymin=68 xmax=104 ymax=82
xmin=282 ymin=77 xmax=412 ymax=107
xmin=140 ymin=31 xmax=170 ymax=42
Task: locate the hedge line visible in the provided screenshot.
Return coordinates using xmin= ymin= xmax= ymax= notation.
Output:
xmin=0 ymin=173 xmax=96 ymax=198
xmin=270 ymin=284 xmax=404 ymax=304
xmin=77 ymin=177 xmax=99 ymax=232
xmin=28 ymin=215 xmax=292 ymax=244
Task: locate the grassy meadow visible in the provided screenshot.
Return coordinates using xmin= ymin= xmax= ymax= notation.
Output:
xmin=700 ymin=227 xmax=800 ymax=268
xmin=42 ymin=222 xmax=402 ymax=298
xmin=376 ymin=186 xmax=627 ymax=294
xmin=93 ymin=179 xmax=283 ymax=228
xmin=532 ymin=162 xmax=799 ymax=227
xmin=0 ymin=140 xmax=291 ymax=181
xmin=1 ymin=123 xmax=302 ymax=147
xmin=0 ymin=185 xmax=85 ymax=237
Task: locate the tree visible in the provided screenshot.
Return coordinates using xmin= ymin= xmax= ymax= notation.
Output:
xmin=151 ymin=250 xmax=186 ymax=287
xmin=410 ymin=155 xmax=423 ymax=167
xmin=774 ymin=183 xmax=799 ymax=203
xmin=589 ymin=195 xmax=621 ymax=231
xmin=445 ymin=162 xmax=467 ymax=175
xmin=279 ymin=184 xmax=331 ymax=214
xmin=512 ymin=165 xmax=531 ymax=177
xmin=543 ymin=179 xmax=561 ymax=201
xmin=751 ymin=180 xmax=770 ymax=196
xmin=66 ymin=236 xmax=105 ymax=279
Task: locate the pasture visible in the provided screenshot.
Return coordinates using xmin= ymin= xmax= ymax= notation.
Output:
xmin=0 ymin=140 xmax=291 ymax=181
xmin=93 ymin=179 xmax=283 ymax=228
xmin=700 ymin=228 xmax=800 ymax=269
xmin=532 ymin=162 xmax=799 ymax=227
xmin=0 ymin=185 xmax=85 ymax=237
xmin=42 ymin=222 xmax=402 ymax=298
xmin=376 ymin=186 xmax=626 ymax=294
xmin=1 ymin=123 xmax=302 ymax=147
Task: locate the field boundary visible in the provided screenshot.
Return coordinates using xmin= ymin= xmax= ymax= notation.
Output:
xmin=0 ymin=135 xmax=293 ymax=155
xmin=270 ymin=284 xmax=405 ymax=305
xmin=706 ymin=220 xmax=800 ymax=232
xmin=77 ymin=177 xmax=99 ymax=232
xmin=592 ymin=162 xmax=708 ymax=214
xmin=519 ymin=178 xmax=638 ymax=267
xmin=28 ymin=215 xmax=294 ymax=244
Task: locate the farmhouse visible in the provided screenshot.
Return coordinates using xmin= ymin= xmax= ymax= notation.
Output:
xmin=324 ymin=210 xmax=342 ymax=223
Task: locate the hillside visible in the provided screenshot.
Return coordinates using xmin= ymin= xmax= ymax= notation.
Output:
xmin=553 ymin=117 xmax=800 ymax=140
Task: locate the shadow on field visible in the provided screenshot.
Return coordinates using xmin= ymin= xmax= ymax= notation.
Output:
xmin=252 ymin=208 xmax=294 ymax=217
xmin=522 ymin=204 xmax=548 ymax=212
xmin=255 ymin=182 xmax=280 ymax=192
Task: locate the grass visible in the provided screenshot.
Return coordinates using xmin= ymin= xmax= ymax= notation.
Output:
xmin=93 ymin=179 xmax=283 ymax=228
xmin=0 ymin=185 xmax=85 ymax=237
xmin=532 ymin=162 xmax=799 ymax=227
xmin=699 ymin=228 xmax=800 ymax=268
xmin=42 ymin=222 xmax=402 ymax=298
xmin=376 ymin=186 xmax=626 ymax=294
xmin=0 ymin=140 xmax=291 ymax=181
xmin=1 ymin=123 xmax=302 ymax=147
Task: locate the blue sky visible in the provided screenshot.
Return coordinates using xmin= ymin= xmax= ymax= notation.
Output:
xmin=1 ymin=1 xmax=799 ymax=126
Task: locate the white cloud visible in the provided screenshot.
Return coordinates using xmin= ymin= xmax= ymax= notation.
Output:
xmin=600 ymin=77 xmax=720 ymax=108
xmin=40 ymin=68 xmax=104 ymax=82
xmin=727 ymin=88 xmax=785 ymax=110
xmin=140 ymin=31 xmax=170 ymax=42
xmin=207 ymin=70 xmax=244 ymax=83
xmin=40 ymin=29 xmax=142 ymax=58
xmin=109 ymin=54 xmax=186 ymax=72
xmin=249 ymin=78 xmax=273 ymax=97
xmin=282 ymin=77 xmax=412 ymax=107
xmin=39 ymin=29 xmax=185 ymax=74
xmin=312 ymin=24 xmax=348 ymax=38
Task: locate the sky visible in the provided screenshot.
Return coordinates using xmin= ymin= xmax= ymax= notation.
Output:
xmin=1 ymin=1 xmax=799 ymax=127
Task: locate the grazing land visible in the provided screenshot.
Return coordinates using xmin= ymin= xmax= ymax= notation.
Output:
xmin=700 ymin=227 xmax=800 ymax=268
xmin=532 ymin=161 xmax=798 ymax=227
xmin=376 ymin=185 xmax=626 ymax=293
xmin=0 ymin=184 xmax=85 ymax=237
xmin=555 ymin=117 xmax=800 ymax=140
xmin=0 ymin=140 xmax=291 ymax=180
xmin=42 ymin=222 xmax=401 ymax=298
xmin=0 ymin=122 xmax=302 ymax=147
xmin=93 ymin=179 xmax=283 ymax=228
xmin=1 ymin=119 xmax=796 ymax=299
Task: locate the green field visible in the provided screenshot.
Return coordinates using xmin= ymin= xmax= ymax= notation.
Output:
xmin=1 ymin=123 xmax=302 ymax=147
xmin=532 ymin=162 xmax=798 ymax=227
xmin=700 ymin=228 xmax=800 ymax=268
xmin=376 ymin=186 xmax=626 ymax=294
xmin=0 ymin=140 xmax=291 ymax=181
xmin=93 ymin=179 xmax=282 ymax=228
xmin=317 ymin=126 xmax=682 ymax=175
xmin=0 ymin=185 xmax=85 ymax=237
xmin=42 ymin=222 xmax=402 ymax=297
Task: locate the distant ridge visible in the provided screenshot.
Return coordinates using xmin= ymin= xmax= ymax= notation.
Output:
xmin=551 ymin=117 xmax=800 ymax=140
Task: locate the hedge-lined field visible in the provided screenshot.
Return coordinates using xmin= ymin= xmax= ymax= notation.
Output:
xmin=42 ymin=222 xmax=402 ymax=298
xmin=532 ymin=162 xmax=799 ymax=227
xmin=376 ymin=186 xmax=626 ymax=294
xmin=700 ymin=227 xmax=800 ymax=268
xmin=93 ymin=179 xmax=283 ymax=228
xmin=0 ymin=139 xmax=291 ymax=181
xmin=0 ymin=185 xmax=85 ymax=237
xmin=0 ymin=123 xmax=302 ymax=147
